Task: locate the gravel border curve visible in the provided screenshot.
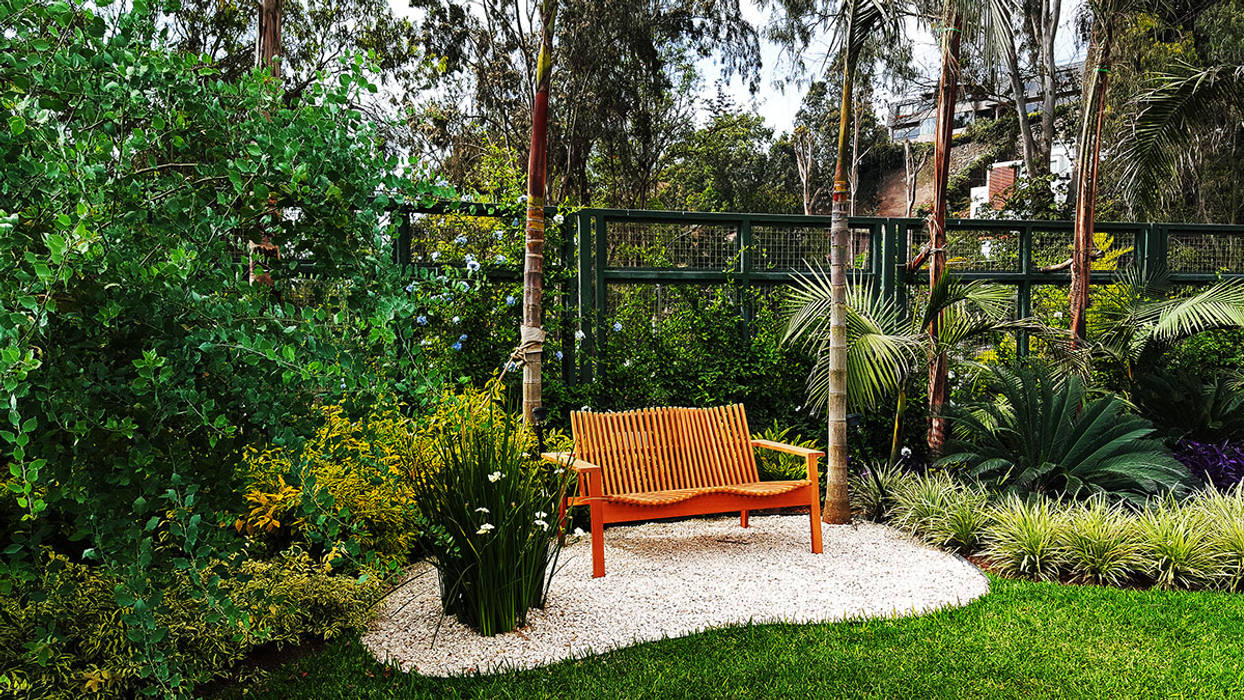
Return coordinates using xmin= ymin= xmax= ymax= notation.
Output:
xmin=363 ymin=515 xmax=989 ymax=677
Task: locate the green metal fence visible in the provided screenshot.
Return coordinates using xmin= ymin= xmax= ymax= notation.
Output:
xmin=395 ymin=202 xmax=1244 ymax=382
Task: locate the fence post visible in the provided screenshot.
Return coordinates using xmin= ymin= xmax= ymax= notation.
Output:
xmin=394 ymin=209 xmax=412 ymax=271
xmin=892 ymin=219 xmax=909 ymax=313
xmin=1143 ymin=223 xmax=1168 ymax=279
xmin=878 ymin=220 xmax=898 ymax=306
xmin=1017 ymin=223 xmax=1033 ymax=357
xmin=594 ymin=213 xmax=608 ymax=359
xmin=739 ymin=216 xmax=753 ymax=323
xmin=559 ymin=212 xmax=577 ymax=387
xmin=577 ymin=211 xmax=595 ymax=383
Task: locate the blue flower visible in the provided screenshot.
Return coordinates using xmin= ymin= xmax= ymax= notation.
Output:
xmin=466 ymin=260 xmax=481 ymax=272
xmin=451 ymin=342 xmax=462 ymax=351
xmin=404 ymin=283 xmax=414 ymax=293
xmin=416 ymin=315 xmax=428 ymax=325
xmin=495 ymin=254 xmax=507 ymax=263
xmin=505 ymin=295 xmax=516 ymax=306
xmin=494 ymin=230 xmax=505 ymax=240
xmin=460 ymin=280 xmax=471 ymax=291
xmin=459 ymin=334 xmax=468 ymax=342
xmin=554 ymin=351 xmax=563 ymax=360
xmin=454 ymin=235 xmax=467 ymax=245
xmin=612 ymin=322 xmax=623 ymax=332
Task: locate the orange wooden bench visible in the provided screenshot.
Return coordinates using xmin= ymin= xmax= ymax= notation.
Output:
xmin=542 ymin=404 xmax=824 ymax=578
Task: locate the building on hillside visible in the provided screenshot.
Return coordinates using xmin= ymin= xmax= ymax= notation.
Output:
xmin=887 ymin=62 xmax=1083 ymax=143
xmin=969 ymin=142 xmax=1074 ymax=218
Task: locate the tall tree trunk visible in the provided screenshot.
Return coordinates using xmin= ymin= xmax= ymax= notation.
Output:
xmin=1036 ymin=0 xmax=1061 ymax=172
xmin=1004 ymin=34 xmax=1039 ymax=175
xmin=250 ymin=0 xmax=282 ymax=287
xmin=521 ymin=0 xmax=557 ymax=423
xmin=926 ymin=8 xmax=962 ymax=456
xmin=1069 ymin=16 xmax=1114 ymax=346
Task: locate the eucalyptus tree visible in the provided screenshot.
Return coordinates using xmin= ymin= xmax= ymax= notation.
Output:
xmin=918 ymin=0 xmax=1015 ymax=455
xmin=1069 ymin=0 xmax=1125 ymax=346
xmin=765 ymin=0 xmax=903 ymax=524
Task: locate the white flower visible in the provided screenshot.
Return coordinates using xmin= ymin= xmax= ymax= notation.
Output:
xmin=475 ymin=507 xmax=490 ymax=514
xmin=553 ymin=214 xmax=565 ymax=225
xmin=536 ymin=511 xmax=548 ymax=518
xmin=430 ymin=251 xmax=440 ymax=261
xmin=1054 ymin=311 xmax=1064 ymax=318
xmin=574 ymin=329 xmax=586 ymax=341
xmin=901 ymin=447 xmax=912 ymax=458
xmin=476 ymin=523 xmax=495 ymax=534
xmin=573 ymin=527 xmax=586 ymax=536
xmin=948 ymin=371 xmax=956 ymax=380
xmin=488 ymin=471 xmax=502 ymax=483
xmin=534 ymin=519 xmax=549 ymax=530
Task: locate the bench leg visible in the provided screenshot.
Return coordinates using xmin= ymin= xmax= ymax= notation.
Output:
xmin=740 ymin=509 xmax=749 ymax=528
xmin=590 ymin=503 xmax=605 ymax=578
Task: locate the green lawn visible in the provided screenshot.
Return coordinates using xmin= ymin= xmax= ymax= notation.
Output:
xmin=228 ymin=576 xmax=1244 ymax=699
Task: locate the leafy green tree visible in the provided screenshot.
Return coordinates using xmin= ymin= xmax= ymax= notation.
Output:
xmin=1 ymin=1 xmax=455 ymax=692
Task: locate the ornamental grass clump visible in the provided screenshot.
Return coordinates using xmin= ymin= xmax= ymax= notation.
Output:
xmin=1059 ymin=497 xmax=1141 ymax=587
xmin=1197 ymin=486 xmax=1244 ymax=589
xmin=408 ymin=386 xmax=573 ymax=636
xmin=890 ymin=472 xmax=960 ymax=537
xmin=1135 ymin=496 xmax=1220 ymax=590
xmin=983 ymin=495 xmax=1064 ymax=581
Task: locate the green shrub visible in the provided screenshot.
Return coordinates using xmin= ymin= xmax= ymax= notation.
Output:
xmin=934 ymin=486 xmax=993 ymax=554
xmin=891 ymin=472 xmax=960 ymax=537
xmin=0 ymin=550 xmax=380 ymax=699
xmin=888 ymin=473 xmax=990 ymax=553
xmin=941 ymin=362 xmax=1195 ymax=504
xmin=1135 ymin=497 xmax=1220 ymax=590
xmin=983 ymin=495 xmax=1065 ymax=581
xmin=407 ymin=385 xmax=573 ymax=636
xmin=1059 ymin=497 xmax=1141 ymax=587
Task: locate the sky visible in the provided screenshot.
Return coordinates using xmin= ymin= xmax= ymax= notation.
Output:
xmin=389 ymin=0 xmax=1089 ymax=136
xmin=700 ymin=1 xmax=1090 ymax=134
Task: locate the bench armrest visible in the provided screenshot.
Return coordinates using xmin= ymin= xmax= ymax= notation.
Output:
xmin=751 ymin=439 xmax=825 ymax=459
xmin=540 ymin=451 xmax=601 ymax=474
xmin=752 ymin=439 xmax=823 ymax=484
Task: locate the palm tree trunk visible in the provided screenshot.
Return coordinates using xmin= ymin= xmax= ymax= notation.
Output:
xmin=521 ymin=0 xmax=557 ymax=423
xmin=926 ymin=7 xmax=962 ymax=456
xmin=823 ymin=7 xmax=864 ymax=525
xmin=1070 ymin=16 xmax=1114 ymax=345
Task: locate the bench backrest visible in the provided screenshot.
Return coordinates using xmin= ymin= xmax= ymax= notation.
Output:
xmin=569 ymin=404 xmax=759 ymax=495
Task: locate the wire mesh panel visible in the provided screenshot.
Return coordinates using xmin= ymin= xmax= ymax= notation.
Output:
xmin=945 ymin=227 xmax=1022 ymax=272
xmin=1167 ymin=227 xmax=1244 ymax=274
xmin=751 ymin=223 xmax=871 ymax=271
xmin=1030 ymin=228 xmax=1074 ymax=271
xmin=605 ymin=219 xmax=737 ymax=269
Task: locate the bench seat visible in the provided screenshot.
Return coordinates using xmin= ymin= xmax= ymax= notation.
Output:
xmin=543 ymin=404 xmax=824 ymax=577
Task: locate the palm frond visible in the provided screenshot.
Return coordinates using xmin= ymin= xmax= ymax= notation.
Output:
xmin=1117 ymin=62 xmax=1244 ymax=210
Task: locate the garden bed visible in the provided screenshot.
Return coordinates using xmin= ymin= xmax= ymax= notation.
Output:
xmin=362 ymin=514 xmax=988 ymax=676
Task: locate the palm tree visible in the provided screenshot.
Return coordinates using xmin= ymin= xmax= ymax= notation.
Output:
xmin=818 ymin=0 xmax=902 ymax=523
xmin=520 ymin=0 xmax=557 ymax=424
xmin=1117 ymin=62 xmax=1244 ymax=214
xmin=785 ymin=270 xmax=1050 ymax=468
xmin=1092 ymin=269 xmax=1244 ymax=384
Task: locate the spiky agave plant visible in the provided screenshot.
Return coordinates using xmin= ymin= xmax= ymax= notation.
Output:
xmin=939 ymin=361 xmax=1195 ymax=504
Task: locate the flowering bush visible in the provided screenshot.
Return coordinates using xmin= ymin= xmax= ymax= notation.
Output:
xmin=406 ymin=384 xmax=573 ymax=636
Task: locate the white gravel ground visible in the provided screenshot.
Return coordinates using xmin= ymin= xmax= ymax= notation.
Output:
xmin=363 ymin=514 xmax=989 ymax=677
